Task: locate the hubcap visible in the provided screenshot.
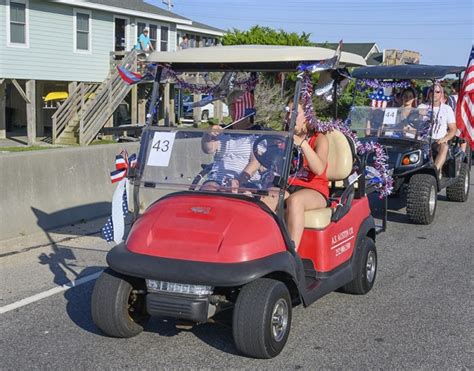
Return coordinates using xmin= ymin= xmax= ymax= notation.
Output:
xmin=271 ymin=298 xmax=289 ymax=342
xmin=429 ymin=185 xmax=436 ymax=215
xmin=366 ymin=250 xmax=376 ymax=283
xmin=464 ymin=172 xmax=469 ymax=194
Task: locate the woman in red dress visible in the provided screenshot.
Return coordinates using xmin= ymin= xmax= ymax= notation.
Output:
xmin=285 ymin=101 xmax=329 ymax=250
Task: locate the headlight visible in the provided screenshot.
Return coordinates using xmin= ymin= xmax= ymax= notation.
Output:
xmin=146 ymin=279 xmax=213 ymax=296
xmin=409 ymin=153 xmax=419 ymax=163
xmin=401 ymin=151 xmax=421 ymax=166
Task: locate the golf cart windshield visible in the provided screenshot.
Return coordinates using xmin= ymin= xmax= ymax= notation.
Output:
xmin=137 ymin=127 xmax=290 ymax=197
xmin=348 ymin=106 xmax=431 ymax=141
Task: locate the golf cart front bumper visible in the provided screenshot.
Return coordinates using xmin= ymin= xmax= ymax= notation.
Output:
xmin=107 ymin=243 xmax=297 ymax=287
xmin=146 ymin=292 xmax=210 ymax=322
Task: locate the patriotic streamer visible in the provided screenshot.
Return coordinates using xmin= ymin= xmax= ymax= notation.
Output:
xmin=102 ymin=178 xmax=129 ymax=243
xmin=300 ymin=72 xmax=393 ymax=198
xmin=102 ymin=150 xmax=137 ymax=243
xmin=161 ymin=66 xmax=259 ymax=95
xmin=110 ymin=150 xmax=137 ymax=183
xmin=356 ymin=79 xmax=411 ymax=91
xmin=297 ymin=40 xmax=342 ymax=73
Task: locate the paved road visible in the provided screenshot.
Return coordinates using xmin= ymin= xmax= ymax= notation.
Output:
xmin=1 ymin=169 xmax=473 ymax=369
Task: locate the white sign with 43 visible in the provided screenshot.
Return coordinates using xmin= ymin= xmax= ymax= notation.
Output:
xmin=147 ymin=132 xmax=177 ymax=167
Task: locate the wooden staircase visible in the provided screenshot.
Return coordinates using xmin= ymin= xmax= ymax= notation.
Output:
xmin=52 ymin=49 xmax=138 ymax=145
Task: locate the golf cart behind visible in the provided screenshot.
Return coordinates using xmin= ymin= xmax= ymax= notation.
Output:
xmin=350 ymin=65 xmax=470 ymax=224
xmin=91 ymin=45 xmax=378 ymax=358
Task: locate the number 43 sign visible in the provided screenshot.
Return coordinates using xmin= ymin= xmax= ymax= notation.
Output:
xmin=146 ymin=132 xmax=177 ymax=167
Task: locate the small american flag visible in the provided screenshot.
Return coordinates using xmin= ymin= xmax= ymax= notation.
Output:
xmin=456 ymin=46 xmax=474 ymax=149
xmin=101 ymin=187 xmax=129 ymax=242
xmin=369 ymin=88 xmax=391 ymax=108
xmin=232 ymin=91 xmax=255 ymax=121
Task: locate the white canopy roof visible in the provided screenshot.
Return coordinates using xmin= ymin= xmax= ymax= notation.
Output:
xmin=147 ymin=45 xmax=366 ymax=71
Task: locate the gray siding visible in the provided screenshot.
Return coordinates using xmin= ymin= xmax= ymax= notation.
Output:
xmin=1 ymin=0 xmax=113 ymax=82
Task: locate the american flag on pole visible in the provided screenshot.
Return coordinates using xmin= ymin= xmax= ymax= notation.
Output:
xmin=232 ymin=91 xmax=255 ymax=121
xmin=456 ymin=46 xmax=474 ymax=149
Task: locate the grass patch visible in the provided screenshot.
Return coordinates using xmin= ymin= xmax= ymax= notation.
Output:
xmin=90 ymin=139 xmax=118 ymax=145
xmin=0 ymin=145 xmax=58 ymax=152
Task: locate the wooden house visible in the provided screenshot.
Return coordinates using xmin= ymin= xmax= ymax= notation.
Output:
xmin=0 ymin=0 xmax=224 ymax=144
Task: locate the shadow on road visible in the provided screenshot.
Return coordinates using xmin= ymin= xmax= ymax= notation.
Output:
xmin=63 ymin=266 xmax=106 ymax=336
xmin=368 ymin=192 xmax=413 ymax=225
xmin=31 ymin=203 xmax=111 ymax=238
xmin=38 ymin=244 xmax=79 ymax=285
xmin=146 ymin=310 xmax=240 ymax=356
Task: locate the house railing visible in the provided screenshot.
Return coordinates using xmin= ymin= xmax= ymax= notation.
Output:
xmin=51 ymin=49 xmax=138 ymax=145
xmin=79 ymin=49 xmax=138 ymax=145
xmin=51 ymin=82 xmax=100 ymax=143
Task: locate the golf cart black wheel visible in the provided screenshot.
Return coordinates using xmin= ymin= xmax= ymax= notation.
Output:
xmin=91 ymin=268 xmax=149 ymax=338
xmin=342 ymin=237 xmax=377 ymax=295
xmin=232 ymin=278 xmax=292 ymax=359
xmin=446 ymin=162 xmax=470 ymax=202
xmin=406 ymin=173 xmax=437 ymax=224
xmin=201 ymin=110 xmax=209 ymax=121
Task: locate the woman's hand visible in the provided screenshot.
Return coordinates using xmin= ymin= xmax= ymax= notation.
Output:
xmin=209 ymin=125 xmax=223 ymax=139
xmin=293 ymin=135 xmax=307 ymax=147
xmin=201 ymin=125 xmax=222 ymax=154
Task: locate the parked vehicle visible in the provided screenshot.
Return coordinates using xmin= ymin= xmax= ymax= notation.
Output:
xmin=350 ymin=65 xmax=470 ymax=224
xmin=91 ymin=45 xmax=379 ymax=358
xmin=181 ymin=93 xmax=229 ymax=122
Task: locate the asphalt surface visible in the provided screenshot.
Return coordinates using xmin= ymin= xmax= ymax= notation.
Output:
xmin=1 ymin=168 xmax=473 ymax=369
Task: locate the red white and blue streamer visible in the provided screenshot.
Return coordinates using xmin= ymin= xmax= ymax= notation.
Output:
xmin=300 ymin=72 xmax=393 ymax=198
xmin=102 ymin=150 xmax=137 ymax=243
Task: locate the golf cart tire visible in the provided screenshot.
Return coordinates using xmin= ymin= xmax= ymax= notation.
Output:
xmin=342 ymin=237 xmax=377 ymax=295
xmin=406 ymin=173 xmax=437 ymax=224
xmin=446 ymin=162 xmax=470 ymax=202
xmin=232 ymin=278 xmax=292 ymax=359
xmin=91 ymin=268 xmax=149 ymax=338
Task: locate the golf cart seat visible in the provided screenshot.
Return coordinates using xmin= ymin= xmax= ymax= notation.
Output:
xmin=304 ymin=130 xmax=354 ymax=229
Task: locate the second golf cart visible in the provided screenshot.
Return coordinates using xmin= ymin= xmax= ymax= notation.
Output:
xmin=350 ymin=65 xmax=470 ymax=224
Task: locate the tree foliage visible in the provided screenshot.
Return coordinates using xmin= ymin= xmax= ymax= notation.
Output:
xmin=222 ymin=26 xmax=311 ymax=46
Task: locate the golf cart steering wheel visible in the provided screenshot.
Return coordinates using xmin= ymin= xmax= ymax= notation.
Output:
xmin=252 ymin=135 xmax=286 ymax=172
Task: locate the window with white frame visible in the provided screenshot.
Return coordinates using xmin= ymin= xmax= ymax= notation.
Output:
xmin=74 ymin=9 xmax=91 ymax=52
xmin=7 ymin=0 xmax=29 ymax=46
xmin=149 ymin=24 xmax=158 ymax=50
xmin=160 ymin=26 xmax=168 ymax=51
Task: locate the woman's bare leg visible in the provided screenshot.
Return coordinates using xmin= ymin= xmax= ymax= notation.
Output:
xmin=285 ymin=188 xmax=327 ymax=250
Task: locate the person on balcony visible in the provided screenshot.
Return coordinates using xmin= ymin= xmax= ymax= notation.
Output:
xmin=136 ymin=27 xmax=154 ymax=53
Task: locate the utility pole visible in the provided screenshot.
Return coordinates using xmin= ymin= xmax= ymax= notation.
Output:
xmin=162 ymin=0 xmax=173 ymax=10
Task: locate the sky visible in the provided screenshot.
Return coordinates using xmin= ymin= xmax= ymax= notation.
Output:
xmin=148 ymin=0 xmax=473 ymax=66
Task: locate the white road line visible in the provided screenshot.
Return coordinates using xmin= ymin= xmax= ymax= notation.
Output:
xmin=0 ymin=270 xmax=103 ymax=314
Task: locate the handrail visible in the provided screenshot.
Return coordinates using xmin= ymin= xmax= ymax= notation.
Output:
xmin=53 ymin=49 xmax=138 ymax=145
xmin=80 ymin=49 xmax=138 ymax=144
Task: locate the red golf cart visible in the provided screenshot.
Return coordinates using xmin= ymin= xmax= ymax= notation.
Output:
xmin=91 ymin=45 xmax=378 ymax=358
